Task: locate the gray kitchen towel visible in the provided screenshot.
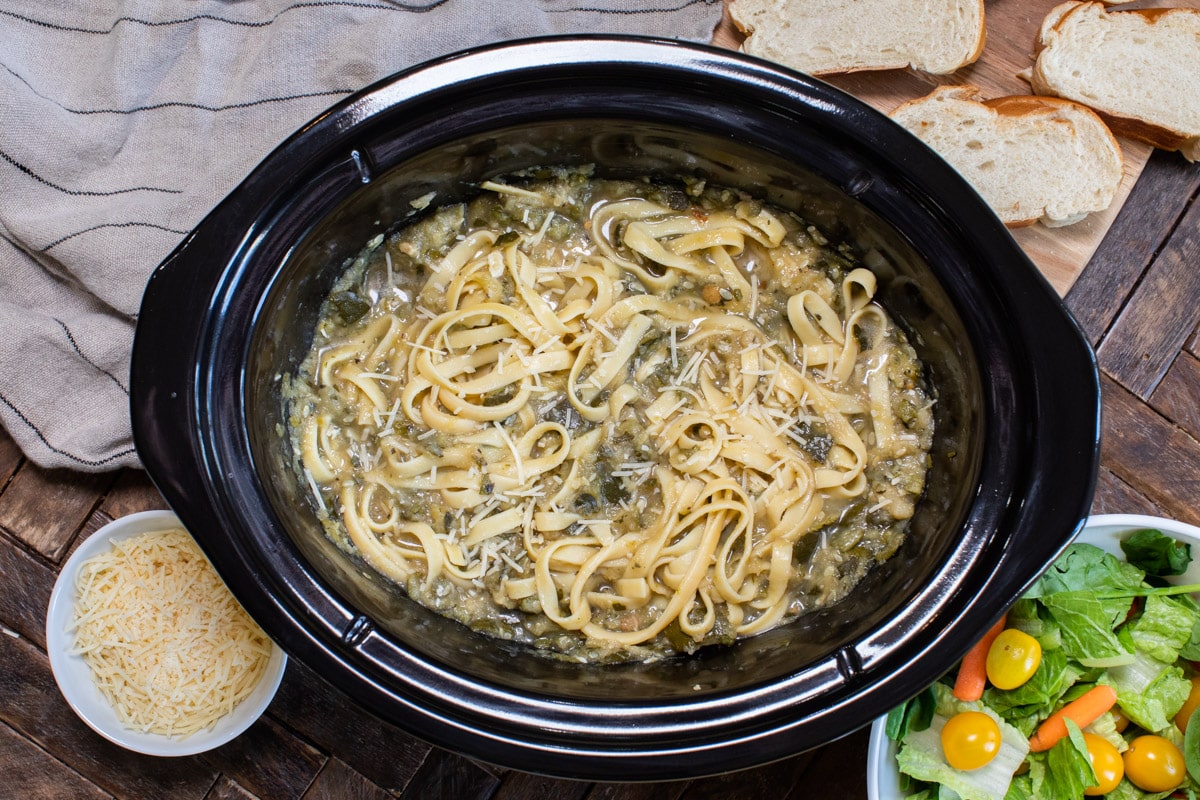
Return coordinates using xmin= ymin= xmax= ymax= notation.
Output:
xmin=0 ymin=0 xmax=724 ymax=472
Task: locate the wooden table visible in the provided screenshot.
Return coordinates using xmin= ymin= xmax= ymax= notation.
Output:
xmin=4 ymin=39 xmax=1200 ymax=800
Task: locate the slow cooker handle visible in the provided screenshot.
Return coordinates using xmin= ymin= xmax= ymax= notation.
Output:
xmin=130 ymin=227 xmax=225 ymax=499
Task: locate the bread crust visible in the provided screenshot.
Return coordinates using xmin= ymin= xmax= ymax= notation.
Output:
xmin=890 ymin=85 xmax=1124 ymax=227
xmin=1031 ymin=1 xmax=1200 ymax=161
xmin=728 ymin=0 xmax=986 ymax=76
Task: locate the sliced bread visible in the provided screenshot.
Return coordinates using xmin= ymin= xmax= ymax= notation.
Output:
xmin=889 ymin=86 xmax=1124 ymax=227
xmin=728 ymin=0 xmax=985 ymax=76
xmin=1030 ymin=2 xmax=1200 ymax=162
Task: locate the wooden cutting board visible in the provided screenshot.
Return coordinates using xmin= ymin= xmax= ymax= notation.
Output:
xmin=714 ymin=0 xmax=1199 ymax=296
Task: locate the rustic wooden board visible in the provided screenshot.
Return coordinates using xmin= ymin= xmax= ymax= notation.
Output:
xmin=267 ymin=658 xmax=433 ymax=793
xmin=195 ymin=715 xmax=325 ymax=800
xmin=0 ymin=463 xmax=113 ymax=560
xmin=1098 ymin=195 xmax=1200 ymax=397
xmin=716 ymin=0 xmax=1200 ymax=295
xmin=1091 ymin=466 xmax=1167 ymax=518
xmin=492 ymin=771 xmax=591 ymax=800
xmin=1151 ymin=352 xmax=1200 ymax=442
xmin=1100 ymin=375 xmax=1200 ymax=527
xmin=1066 ymin=148 xmax=1200 ymax=345
xmin=304 ymin=758 xmax=395 ymax=800
xmin=0 ymin=723 xmax=110 ymax=800
xmin=398 ymin=748 xmax=500 ymax=800
xmin=0 ymin=530 xmax=55 ymax=647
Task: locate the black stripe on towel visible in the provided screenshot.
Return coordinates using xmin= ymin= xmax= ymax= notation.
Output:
xmin=54 ymin=319 xmax=130 ymax=395
xmin=0 ymin=148 xmax=181 ymax=196
xmin=0 ymin=391 xmax=136 ymax=468
xmin=3 ymin=61 xmax=350 ymax=116
xmin=544 ymin=0 xmax=717 ymax=14
xmin=41 ymin=221 xmax=189 ymax=252
xmin=0 ymin=1 xmax=448 ymax=36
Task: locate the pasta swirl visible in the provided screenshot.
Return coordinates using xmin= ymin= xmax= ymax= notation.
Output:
xmin=289 ymin=171 xmax=934 ymax=661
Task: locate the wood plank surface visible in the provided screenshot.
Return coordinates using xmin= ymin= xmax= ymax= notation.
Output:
xmin=0 ymin=722 xmax=110 ymax=800
xmin=587 ymin=782 xmax=689 ymax=800
xmin=1150 ymin=352 xmax=1200 ymax=443
xmin=492 ymin=772 xmax=591 ymax=800
xmin=266 ymin=659 xmax=432 ymax=794
xmin=1097 ymin=196 xmax=1200 ymax=398
xmin=303 ymin=759 xmax=395 ymax=800
xmin=1099 ymin=375 xmax=1200 ymax=528
xmin=398 ymin=748 xmax=501 ymax=800
xmin=0 ymin=528 xmax=55 ymax=647
xmin=1066 ymin=148 xmax=1200 ymax=346
xmin=1090 ymin=467 xmax=1166 ymax=520
xmin=0 ymin=463 xmax=112 ymax=560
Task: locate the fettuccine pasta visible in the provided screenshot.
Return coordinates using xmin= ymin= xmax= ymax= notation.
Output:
xmin=286 ymin=168 xmax=934 ymax=662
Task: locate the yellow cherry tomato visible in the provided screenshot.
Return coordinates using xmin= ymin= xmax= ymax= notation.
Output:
xmin=1123 ymin=735 xmax=1185 ymax=793
xmin=985 ymin=629 xmax=1042 ymax=690
xmin=1083 ymin=733 xmax=1124 ymax=796
xmin=1175 ymin=675 xmax=1200 ymax=732
xmin=1112 ymin=707 xmax=1130 ymax=733
xmin=941 ymin=711 xmax=1002 ymax=771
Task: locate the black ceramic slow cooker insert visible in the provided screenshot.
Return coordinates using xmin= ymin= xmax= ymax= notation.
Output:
xmin=130 ymin=37 xmax=1100 ymax=779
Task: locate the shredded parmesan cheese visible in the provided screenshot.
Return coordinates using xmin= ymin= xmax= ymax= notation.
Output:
xmin=70 ymin=528 xmax=273 ymax=739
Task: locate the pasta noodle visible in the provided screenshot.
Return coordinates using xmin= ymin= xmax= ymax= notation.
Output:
xmin=286 ymin=169 xmax=934 ymax=662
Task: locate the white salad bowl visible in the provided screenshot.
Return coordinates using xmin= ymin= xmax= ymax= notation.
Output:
xmin=45 ymin=510 xmax=288 ymax=757
xmin=866 ymin=513 xmax=1200 ymax=799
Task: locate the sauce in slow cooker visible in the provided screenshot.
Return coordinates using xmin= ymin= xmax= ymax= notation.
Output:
xmin=284 ymin=168 xmax=934 ymax=662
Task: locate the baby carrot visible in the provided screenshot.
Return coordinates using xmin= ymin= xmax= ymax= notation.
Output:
xmin=953 ymin=613 xmax=1008 ymax=701
xmin=1028 ymin=684 xmax=1119 ymax=752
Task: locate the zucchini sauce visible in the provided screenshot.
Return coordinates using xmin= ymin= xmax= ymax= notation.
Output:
xmin=284 ymin=168 xmax=934 ymax=663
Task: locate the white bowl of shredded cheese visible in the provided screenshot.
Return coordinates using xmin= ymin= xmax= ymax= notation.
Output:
xmin=46 ymin=510 xmax=287 ymax=756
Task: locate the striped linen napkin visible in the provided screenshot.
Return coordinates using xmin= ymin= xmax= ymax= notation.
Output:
xmin=0 ymin=0 xmax=723 ymax=471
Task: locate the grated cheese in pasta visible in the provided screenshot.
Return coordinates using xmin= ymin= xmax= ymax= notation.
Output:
xmin=69 ymin=528 xmax=273 ymax=739
xmin=286 ymin=171 xmax=936 ymax=661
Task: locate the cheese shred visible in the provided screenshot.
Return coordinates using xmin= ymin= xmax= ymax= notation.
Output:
xmin=69 ymin=528 xmax=273 ymax=739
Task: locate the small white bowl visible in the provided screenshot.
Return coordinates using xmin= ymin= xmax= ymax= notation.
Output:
xmin=46 ymin=509 xmax=287 ymax=756
xmin=867 ymin=513 xmax=1200 ymax=799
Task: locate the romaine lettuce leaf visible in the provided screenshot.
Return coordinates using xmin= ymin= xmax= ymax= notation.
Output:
xmin=1040 ymin=590 xmax=1134 ymax=667
xmin=1034 ymin=721 xmax=1095 ymax=800
xmin=1001 ymin=772 xmax=1034 ymax=800
xmin=1083 ymin=709 xmax=1128 ymax=752
xmin=1186 ymin=705 xmax=1200 ymax=786
xmin=1006 ymin=598 xmax=1061 ymax=650
xmin=1103 ymin=779 xmax=1175 ymax=800
xmin=1121 ymin=528 xmax=1192 ymax=577
xmin=889 ymin=685 xmax=938 ymax=741
xmin=1108 ymin=655 xmax=1192 ymax=733
xmin=931 ymin=681 xmax=972 ymax=717
xmin=1129 ymin=593 xmax=1199 ymax=664
xmin=1027 ymin=543 xmax=1145 ymax=598
xmin=1174 ymin=593 xmax=1200 ymax=661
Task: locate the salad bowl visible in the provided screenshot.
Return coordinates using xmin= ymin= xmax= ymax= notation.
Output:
xmin=868 ymin=513 xmax=1200 ymax=799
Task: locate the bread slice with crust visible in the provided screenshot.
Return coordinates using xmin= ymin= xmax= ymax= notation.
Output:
xmin=728 ymin=0 xmax=986 ymax=76
xmin=889 ymin=86 xmax=1124 ymax=227
xmin=1030 ymin=1 xmax=1200 ymax=162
